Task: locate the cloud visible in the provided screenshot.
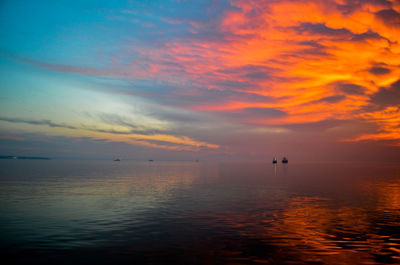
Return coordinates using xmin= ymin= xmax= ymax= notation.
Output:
xmin=4 ymin=0 xmax=400 ymax=149
xmin=336 ymin=0 xmax=393 ymax=15
xmin=242 ymin=107 xmax=287 ymax=117
xmin=336 ymin=83 xmax=366 ymax=95
xmin=348 ymin=79 xmax=400 ymax=143
xmin=0 ymin=117 xmax=78 ymax=130
xmin=312 ymin=95 xmax=346 ymax=104
xmin=348 ymin=106 xmax=400 ymax=144
xmin=351 ymin=30 xmax=387 ymax=42
xmin=221 ymin=107 xmax=287 ymax=124
xmin=283 ymin=119 xmax=347 ymax=132
xmin=369 ymin=79 xmax=400 ymax=108
xmin=0 ymin=116 xmax=219 ymax=151
xmin=368 ymin=66 xmax=391 ymax=75
xmin=293 ymin=22 xmax=352 ymax=38
xmin=375 ymin=8 xmax=400 ymax=28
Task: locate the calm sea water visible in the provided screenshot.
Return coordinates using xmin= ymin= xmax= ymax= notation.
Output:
xmin=0 ymin=160 xmax=400 ymax=264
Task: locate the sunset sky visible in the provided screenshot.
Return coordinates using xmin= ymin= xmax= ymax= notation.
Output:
xmin=1 ymin=0 xmax=399 ymax=161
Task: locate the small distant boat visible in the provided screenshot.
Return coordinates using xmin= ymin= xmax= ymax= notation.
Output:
xmin=282 ymin=157 xmax=288 ymax=163
xmin=113 ymin=158 xmax=120 ymax=161
xmin=148 ymin=159 xmax=154 ymax=162
xmin=272 ymin=157 xmax=277 ymax=164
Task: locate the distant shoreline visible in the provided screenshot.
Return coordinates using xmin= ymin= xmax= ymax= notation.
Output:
xmin=0 ymin=156 xmax=51 ymax=160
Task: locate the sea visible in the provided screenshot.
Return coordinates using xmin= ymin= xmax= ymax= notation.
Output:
xmin=0 ymin=160 xmax=399 ymax=264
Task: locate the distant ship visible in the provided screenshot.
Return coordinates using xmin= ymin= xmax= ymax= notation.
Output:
xmin=272 ymin=157 xmax=277 ymax=164
xmin=282 ymin=157 xmax=288 ymax=163
xmin=113 ymin=158 xmax=120 ymax=161
xmin=148 ymin=159 xmax=154 ymax=162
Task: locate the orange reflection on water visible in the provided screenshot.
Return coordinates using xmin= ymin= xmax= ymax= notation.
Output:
xmin=373 ymin=178 xmax=400 ymax=218
xmin=194 ymin=190 xmax=400 ymax=264
xmin=269 ymin=197 xmax=371 ymax=263
xmin=272 ymin=190 xmax=400 ymax=263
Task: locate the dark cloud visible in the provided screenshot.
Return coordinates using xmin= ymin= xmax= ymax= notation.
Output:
xmin=242 ymin=107 xmax=287 ymax=118
xmin=313 ymin=95 xmax=346 ymax=104
xmin=369 ymin=66 xmax=391 ymax=75
xmin=0 ymin=116 xmax=146 ymax=135
xmin=293 ymin=23 xmax=387 ymax=44
xmin=336 ymin=0 xmax=392 ymax=15
xmin=293 ymin=23 xmax=351 ymax=38
xmin=298 ymin=41 xmax=326 ymax=49
xmin=283 ymin=119 xmax=348 ymax=132
xmin=242 ymin=71 xmax=270 ymax=79
xmin=222 ymin=107 xmax=287 ymax=123
xmin=351 ymin=30 xmax=387 ymax=42
xmin=297 ymin=41 xmax=329 ymax=56
xmin=214 ymin=79 xmax=254 ymax=89
xmin=336 ymin=82 xmax=366 ymax=95
xmin=369 ymin=79 xmax=400 ymax=108
xmin=375 ymin=8 xmax=400 ymax=28
xmin=217 ymin=64 xmax=277 ymax=81
xmin=0 ymin=117 xmax=78 ymax=130
xmin=173 ymin=88 xmax=276 ymax=105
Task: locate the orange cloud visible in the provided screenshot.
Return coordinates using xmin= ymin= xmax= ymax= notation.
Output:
xmin=346 ymin=106 xmax=400 ymax=144
xmin=0 ymin=117 xmax=219 ymax=151
xmin=17 ymin=0 xmax=400 ymax=147
xmin=137 ymin=0 xmax=400 ymax=144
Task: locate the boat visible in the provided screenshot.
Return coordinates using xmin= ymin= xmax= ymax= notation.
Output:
xmin=148 ymin=159 xmax=154 ymax=162
xmin=282 ymin=157 xmax=288 ymax=163
xmin=272 ymin=157 xmax=277 ymax=164
xmin=113 ymin=158 xmax=120 ymax=161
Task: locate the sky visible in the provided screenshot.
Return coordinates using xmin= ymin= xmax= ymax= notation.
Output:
xmin=0 ymin=0 xmax=400 ymax=161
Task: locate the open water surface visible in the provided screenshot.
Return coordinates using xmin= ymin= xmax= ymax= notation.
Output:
xmin=0 ymin=160 xmax=400 ymax=264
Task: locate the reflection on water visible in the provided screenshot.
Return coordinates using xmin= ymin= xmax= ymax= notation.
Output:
xmin=0 ymin=160 xmax=400 ymax=264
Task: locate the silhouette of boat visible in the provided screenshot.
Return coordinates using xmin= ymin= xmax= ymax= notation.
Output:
xmin=272 ymin=157 xmax=277 ymax=164
xmin=148 ymin=159 xmax=154 ymax=162
xmin=282 ymin=157 xmax=288 ymax=163
xmin=113 ymin=158 xmax=120 ymax=161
